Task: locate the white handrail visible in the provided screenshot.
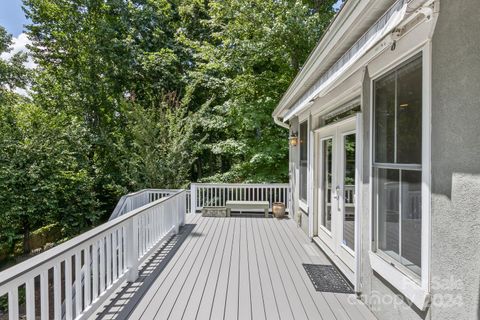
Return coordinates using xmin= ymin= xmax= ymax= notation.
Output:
xmin=0 ymin=190 xmax=187 ymax=320
xmin=109 ymin=189 xmax=188 ymax=220
xmin=190 ymin=183 xmax=290 ymax=213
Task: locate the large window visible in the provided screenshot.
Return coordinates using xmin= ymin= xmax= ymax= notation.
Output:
xmin=299 ymin=121 xmax=308 ymax=203
xmin=373 ymin=55 xmax=422 ymax=277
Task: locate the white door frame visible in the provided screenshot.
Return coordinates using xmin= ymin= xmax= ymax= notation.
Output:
xmin=313 ymin=115 xmax=360 ymax=285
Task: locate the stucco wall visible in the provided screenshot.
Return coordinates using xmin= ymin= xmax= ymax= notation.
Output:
xmin=358 ymin=2 xmax=480 ymax=320
xmin=430 ymin=0 xmax=480 ymax=319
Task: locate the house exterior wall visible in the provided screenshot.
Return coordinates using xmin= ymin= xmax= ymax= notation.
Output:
xmin=284 ymin=1 xmax=480 ymax=319
xmin=356 ymin=2 xmax=480 ymax=319
xmin=288 ymin=116 xmax=310 ymax=234
xmin=429 ymin=1 xmax=480 ymax=319
xmin=359 ymin=69 xmax=430 ymax=320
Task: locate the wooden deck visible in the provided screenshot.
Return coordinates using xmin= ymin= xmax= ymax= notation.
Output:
xmin=95 ymin=214 xmax=376 ymax=320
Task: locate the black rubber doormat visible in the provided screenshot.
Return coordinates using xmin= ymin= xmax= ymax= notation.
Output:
xmin=302 ymin=264 xmax=354 ymax=294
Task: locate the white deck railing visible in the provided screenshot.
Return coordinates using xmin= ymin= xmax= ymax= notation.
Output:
xmin=109 ymin=189 xmax=186 ymax=220
xmin=0 ymin=190 xmax=187 ymax=320
xmin=190 ymin=183 xmax=290 ymax=213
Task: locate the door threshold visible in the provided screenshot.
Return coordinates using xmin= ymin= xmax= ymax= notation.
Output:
xmin=312 ymin=236 xmax=355 ymax=285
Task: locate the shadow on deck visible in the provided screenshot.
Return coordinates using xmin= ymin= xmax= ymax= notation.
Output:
xmin=94 ymin=215 xmax=376 ymax=320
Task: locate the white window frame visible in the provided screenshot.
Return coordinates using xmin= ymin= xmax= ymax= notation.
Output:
xmin=298 ymin=118 xmax=309 ymax=212
xmin=368 ymin=42 xmax=431 ymax=310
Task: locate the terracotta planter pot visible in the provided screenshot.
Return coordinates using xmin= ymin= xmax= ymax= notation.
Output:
xmin=272 ymin=202 xmax=286 ymax=218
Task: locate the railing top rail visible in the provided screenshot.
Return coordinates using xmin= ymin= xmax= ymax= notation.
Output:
xmin=0 ymin=189 xmax=187 ymax=287
xmin=192 ymin=183 xmax=289 ymax=187
xmin=110 ymin=188 xmax=182 ymax=219
xmin=110 ymin=189 xmax=149 ymax=219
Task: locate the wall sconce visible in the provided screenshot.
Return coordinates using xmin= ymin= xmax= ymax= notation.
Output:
xmin=289 ymin=132 xmax=298 ymax=147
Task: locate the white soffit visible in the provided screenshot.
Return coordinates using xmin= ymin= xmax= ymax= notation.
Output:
xmin=283 ymin=0 xmax=407 ymax=122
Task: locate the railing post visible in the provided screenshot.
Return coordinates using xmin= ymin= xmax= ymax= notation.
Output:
xmin=126 ymin=216 xmax=139 ymax=282
xmin=174 ymin=198 xmax=180 ymax=235
xmin=191 ymin=184 xmax=197 ymax=214
xmin=178 ymin=192 xmax=185 ymax=227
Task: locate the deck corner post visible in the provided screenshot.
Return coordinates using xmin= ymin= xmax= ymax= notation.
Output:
xmin=178 ymin=193 xmax=185 ymax=227
xmin=126 ymin=216 xmax=139 ymax=282
xmin=190 ymin=183 xmax=197 ymax=214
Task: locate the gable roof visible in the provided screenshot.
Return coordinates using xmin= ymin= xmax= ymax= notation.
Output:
xmin=272 ymin=0 xmax=398 ymax=123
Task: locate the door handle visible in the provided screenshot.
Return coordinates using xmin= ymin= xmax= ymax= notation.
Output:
xmin=335 ymin=185 xmax=341 ymax=211
xmin=333 ymin=185 xmax=340 ymax=198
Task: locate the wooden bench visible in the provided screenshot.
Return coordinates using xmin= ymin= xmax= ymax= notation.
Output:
xmin=225 ymin=200 xmax=270 ymax=218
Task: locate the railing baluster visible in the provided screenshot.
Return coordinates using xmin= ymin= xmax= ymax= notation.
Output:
xmin=143 ymin=214 xmax=147 ymax=253
xmin=75 ymin=251 xmax=82 ymax=317
xmin=119 ymin=227 xmax=124 ymax=274
xmin=84 ymin=245 xmax=91 ymax=307
xmin=99 ymin=238 xmax=105 ymax=293
xmin=26 ymin=277 xmax=35 ymax=320
xmin=8 ymin=287 xmax=19 ymax=320
xmin=92 ymin=241 xmax=98 ymax=300
xmin=54 ymin=262 xmax=62 ymax=320
xmin=106 ymin=233 xmax=112 ymax=287
xmin=65 ymin=256 xmax=73 ymax=320
xmin=270 ymin=188 xmax=273 ymax=207
xmin=40 ymin=270 xmax=49 ymax=320
xmin=113 ymin=229 xmax=118 ymax=281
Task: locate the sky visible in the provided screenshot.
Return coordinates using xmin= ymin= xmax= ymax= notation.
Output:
xmin=0 ymin=0 xmax=29 ymax=37
xmin=0 ymin=0 xmax=34 ymax=93
xmin=333 ymin=0 xmax=345 ymax=12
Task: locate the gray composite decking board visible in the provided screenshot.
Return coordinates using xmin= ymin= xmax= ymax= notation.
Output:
xmin=152 ymin=217 xmax=221 ymax=319
xmin=259 ymin=218 xmax=319 ymax=320
xmin=245 ymin=218 xmax=267 ymax=320
xmin=238 ymin=218 xmax=252 ymax=320
xmin=224 ymin=217 xmax=241 ymax=320
xmin=208 ymin=218 xmax=236 ymax=320
xmin=280 ymin=220 xmax=376 ymax=320
xmin=128 ymin=214 xmax=213 ymax=319
xmin=182 ymin=217 xmax=231 ymax=320
xmin=167 ymin=218 xmax=227 ymax=319
xmin=280 ymin=219 xmax=354 ymax=320
xmin=269 ymin=218 xmax=343 ymax=320
xmin=249 ymin=218 xmax=280 ymax=320
xmin=119 ymin=215 xmax=376 ymax=320
xmin=271 ymin=219 xmax=338 ymax=320
xmin=278 ymin=219 xmax=352 ymax=320
xmin=253 ymin=217 xmax=296 ymax=320
xmin=94 ymin=214 xmax=204 ymax=320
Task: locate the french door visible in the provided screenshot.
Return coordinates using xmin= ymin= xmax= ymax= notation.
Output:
xmin=316 ymin=117 xmax=357 ymax=274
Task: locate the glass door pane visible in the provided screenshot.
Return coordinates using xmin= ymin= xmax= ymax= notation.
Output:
xmin=321 ymin=138 xmax=333 ymax=231
xmin=343 ymin=133 xmax=356 ymax=250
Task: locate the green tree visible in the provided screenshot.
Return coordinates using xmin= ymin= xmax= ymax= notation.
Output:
xmin=181 ymin=0 xmax=336 ymax=182
xmin=0 ymin=102 xmax=100 ymax=253
xmin=0 ymin=25 xmax=100 ymax=253
xmin=124 ymin=94 xmax=197 ymax=190
xmin=23 ymin=0 xmax=188 ymax=215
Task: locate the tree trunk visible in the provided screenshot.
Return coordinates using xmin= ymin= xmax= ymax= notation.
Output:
xmin=23 ymin=220 xmax=30 ymax=254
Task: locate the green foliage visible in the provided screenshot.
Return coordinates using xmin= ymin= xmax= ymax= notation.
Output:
xmin=123 ymin=96 xmax=197 ymax=190
xmin=0 ymin=102 xmax=100 ymax=252
xmin=181 ymin=0 xmax=336 ymax=182
xmin=0 ymin=0 xmax=336 ymax=259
